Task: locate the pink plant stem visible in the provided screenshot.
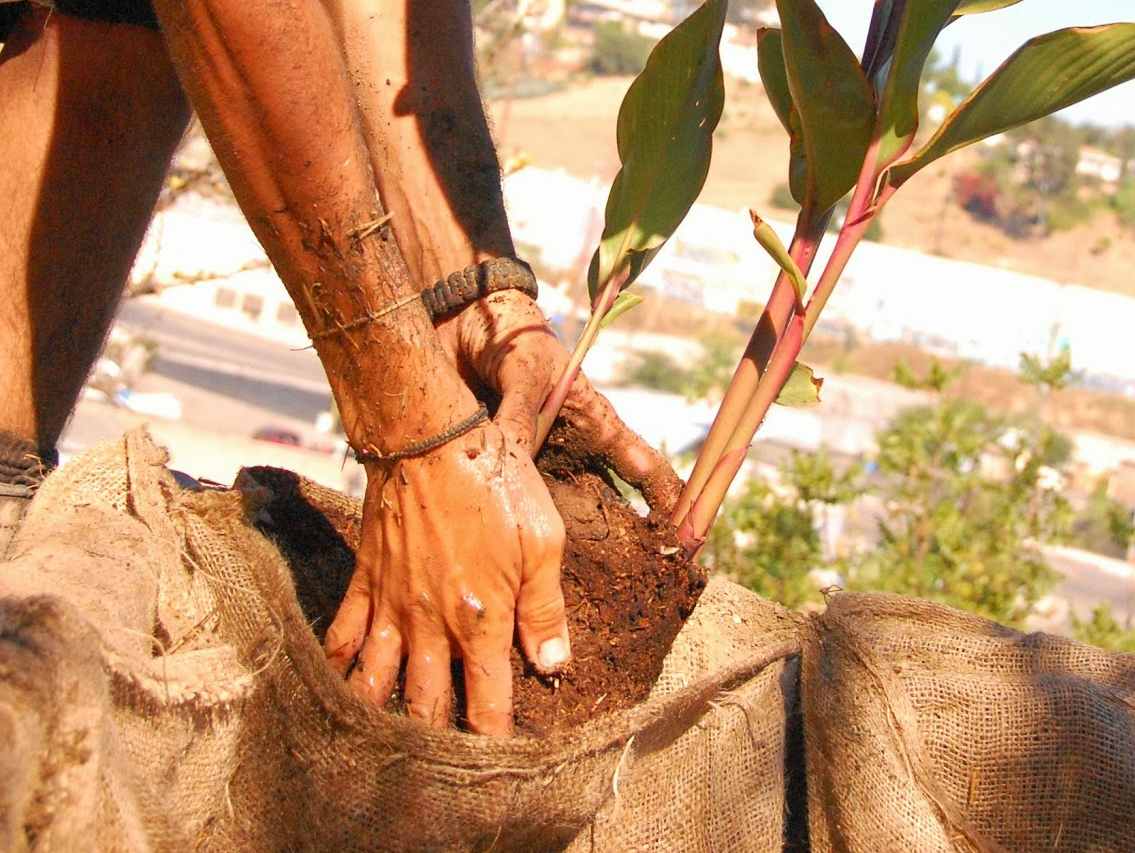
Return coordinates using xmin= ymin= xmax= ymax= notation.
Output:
xmin=803 ymin=185 xmax=893 ymax=340
xmin=675 ymin=158 xmax=891 ymax=551
xmin=534 ymin=270 xmax=625 ymax=450
xmin=677 ymin=313 xmax=805 ymax=553
xmin=670 ymin=211 xmax=826 ymax=525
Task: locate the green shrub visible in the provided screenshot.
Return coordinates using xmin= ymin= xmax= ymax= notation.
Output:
xmin=589 ymin=21 xmax=654 ymax=77
xmin=1044 ymin=193 xmax=1097 ymax=233
xmin=1115 ymin=178 xmax=1135 ymax=228
xmin=1070 ymin=479 xmax=1134 ymax=558
xmin=769 ymin=183 xmax=798 ymax=211
xmin=617 ymin=349 xmax=688 ymax=394
xmin=1072 ymin=604 xmax=1135 ymax=653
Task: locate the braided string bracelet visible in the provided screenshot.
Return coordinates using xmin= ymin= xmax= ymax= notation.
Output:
xmin=354 ymin=403 xmax=490 ymax=464
xmin=309 ymin=257 xmax=538 ymax=341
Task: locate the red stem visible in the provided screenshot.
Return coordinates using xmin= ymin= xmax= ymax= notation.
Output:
xmin=675 ymin=150 xmax=891 ymax=550
xmin=670 ymin=210 xmax=826 ymax=525
xmin=678 ymin=313 xmax=805 ymax=553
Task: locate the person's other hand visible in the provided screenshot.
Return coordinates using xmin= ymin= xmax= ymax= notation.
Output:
xmin=437 ymin=289 xmax=683 ymax=516
xmin=323 ymin=421 xmax=568 ymax=736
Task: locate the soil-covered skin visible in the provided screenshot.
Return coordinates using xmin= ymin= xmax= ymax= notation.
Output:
xmin=241 ymin=446 xmax=705 ymax=736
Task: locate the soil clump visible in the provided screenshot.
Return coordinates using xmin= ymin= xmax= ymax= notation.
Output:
xmin=242 ymin=442 xmax=705 ymax=736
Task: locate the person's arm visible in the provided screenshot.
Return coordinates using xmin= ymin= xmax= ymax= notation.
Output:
xmin=150 ymin=0 xmax=570 ymax=735
xmin=327 ymin=0 xmax=684 ymax=512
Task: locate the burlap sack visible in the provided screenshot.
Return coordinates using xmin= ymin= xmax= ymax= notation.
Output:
xmin=802 ymin=592 xmax=1135 ymax=853
xmin=0 ymin=430 xmax=800 ymax=852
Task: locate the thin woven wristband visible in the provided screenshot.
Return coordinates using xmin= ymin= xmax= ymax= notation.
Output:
xmin=353 ymin=403 xmax=490 ymax=464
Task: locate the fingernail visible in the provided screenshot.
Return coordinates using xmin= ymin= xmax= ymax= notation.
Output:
xmin=538 ymin=637 xmax=569 ymax=671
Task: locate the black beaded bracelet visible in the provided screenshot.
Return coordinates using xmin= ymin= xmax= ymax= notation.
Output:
xmin=353 ymin=403 xmax=490 ymax=465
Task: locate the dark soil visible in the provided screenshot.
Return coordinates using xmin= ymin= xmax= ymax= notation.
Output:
xmin=241 ymin=443 xmax=705 ymax=737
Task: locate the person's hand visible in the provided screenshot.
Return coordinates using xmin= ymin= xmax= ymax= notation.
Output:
xmin=437 ymin=289 xmax=683 ymax=516
xmin=323 ymin=421 xmax=568 ymax=736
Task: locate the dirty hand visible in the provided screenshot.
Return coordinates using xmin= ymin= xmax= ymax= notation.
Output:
xmin=324 ymin=420 xmax=568 ymax=736
xmin=437 ymin=289 xmax=683 ymax=516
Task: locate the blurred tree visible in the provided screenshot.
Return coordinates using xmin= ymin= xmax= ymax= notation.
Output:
xmin=1072 ymin=604 xmax=1135 ymax=653
xmin=850 ymin=400 xmax=1072 ymax=626
xmin=681 ymin=334 xmax=740 ymax=401
xmin=1070 ymin=478 xmax=1135 ymax=559
xmin=893 ymin=358 xmax=964 ymax=393
xmin=1009 ymin=117 xmax=1081 ymax=197
xmin=924 ymin=46 xmax=970 ymax=100
xmin=1019 ymin=348 xmax=1074 ymax=394
xmin=702 ymin=367 xmax=1078 ymax=629
xmin=619 ymin=335 xmax=740 ymax=401
xmin=1114 ymin=178 xmax=1135 ymax=228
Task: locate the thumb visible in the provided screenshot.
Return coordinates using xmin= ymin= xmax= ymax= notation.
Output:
xmin=494 ymin=367 xmax=546 ymax=456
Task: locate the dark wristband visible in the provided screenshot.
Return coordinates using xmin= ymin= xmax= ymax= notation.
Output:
xmin=420 ymin=257 xmax=537 ymax=320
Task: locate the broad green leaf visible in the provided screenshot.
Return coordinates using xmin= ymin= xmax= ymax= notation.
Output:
xmin=757 ymin=28 xmax=808 ymax=205
xmin=873 ymin=0 xmax=958 ymax=168
xmin=890 ymin=24 xmax=1135 ymax=187
xmin=775 ymin=0 xmax=875 ymax=214
xmin=751 ymin=211 xmax=807 ymax=305
xmin=589 ymin=0 xmax=727 ymax=300
xmin=599 ymin=292 xmax=644 ymax=329
xmin=953 ymin=0 xmax=1022 ymax=14
xmin=776 ymin=363 xmax=824 ymax=407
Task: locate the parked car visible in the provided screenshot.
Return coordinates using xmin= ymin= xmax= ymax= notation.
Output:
xmin=252 ymin=427 xmax=302 ymax=447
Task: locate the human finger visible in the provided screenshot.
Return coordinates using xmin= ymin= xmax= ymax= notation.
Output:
xmin=461 ymin=642 xmax=514 ymax=737
xmin=565 ymin=375 xmax=683 ymax=516
xmin=323 ymin=568 xmax=372 ymax=676
xmin=403 ymin=635 xmax=454 ymax=728
xmin=347 ymin=617 xmax=403 ymax=707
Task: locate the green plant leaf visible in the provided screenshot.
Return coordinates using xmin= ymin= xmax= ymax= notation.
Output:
xmin=953 ymin=0 xmax=1022 ymax=14
xmin=757 ymin=28 xmax=808 ymax=206
xmin=599 ymin=292 xmax=644 ymax=329
xmin=589 ymin=0 xmax=727 ymax=300
xmin=863 ymin=0 xmax=901 ymax=84
xmin=873 ymin=0 xmax=958 ymax=168
xmin=774 ymin=0 xmax=875 ymax=214
xmin=776 ymin=363 xmax=824 ymax=407
xmin=750 ymin=211 xmax=807 ymax=306
xmin=890 ymin=24 xmax=1135 ymax=187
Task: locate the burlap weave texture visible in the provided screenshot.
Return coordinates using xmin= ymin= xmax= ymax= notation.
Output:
xmin=803 ymin=592 xmax=1135 ymax=852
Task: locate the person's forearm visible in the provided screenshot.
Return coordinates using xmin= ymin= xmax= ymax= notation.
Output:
xmin=151 ymin=0 xmax=476 ymax=452
xmin=324 ymin=0 xmax=515 ymax=286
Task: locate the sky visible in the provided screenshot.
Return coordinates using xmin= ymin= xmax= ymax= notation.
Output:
xmin=814 ymin=1 xmax=1135 ymax=128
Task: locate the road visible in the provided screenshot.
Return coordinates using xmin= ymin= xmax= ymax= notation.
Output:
xmin=118 ymin=298 xmax=332 ymax=423
xmin=1038 ymin=544 xmax=1135 ymax=630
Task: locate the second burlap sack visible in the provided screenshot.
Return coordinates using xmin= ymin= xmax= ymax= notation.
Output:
xmin=802 ymin=591 xmax=1135 ymax=853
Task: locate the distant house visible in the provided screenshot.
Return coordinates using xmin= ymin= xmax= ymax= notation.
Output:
xmin=1076 ymin=146 xmax=1130 ymax=185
